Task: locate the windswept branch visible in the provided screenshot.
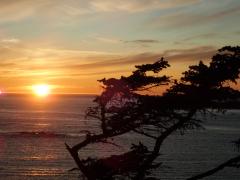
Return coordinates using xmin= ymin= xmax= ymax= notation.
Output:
xmin=133 ymin=129 xmax=158 ymax=139
xmin=187 ymin=155 xmax=240 ymax=180
xmin=134 ymin=109 xmax=197 ymax=179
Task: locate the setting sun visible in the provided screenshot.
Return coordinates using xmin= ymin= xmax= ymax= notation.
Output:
xmin=32 ymin=84 xmax=51 ymax=97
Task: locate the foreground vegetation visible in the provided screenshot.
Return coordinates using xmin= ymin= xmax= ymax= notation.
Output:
xmin=66 ymin=46 xmax=240 ymax=179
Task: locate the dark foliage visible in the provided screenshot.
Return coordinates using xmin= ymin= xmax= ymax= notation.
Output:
xmin=66 ymin=46 xmax=240 ymax=180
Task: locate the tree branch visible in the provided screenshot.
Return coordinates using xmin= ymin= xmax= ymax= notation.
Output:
xmin=187 ymin=154 xmax=240 ymax=180
xmin=133 ymin=129 xmax=158 ymax=139
xmin=134 ymin=109 xmax=197 ymax=179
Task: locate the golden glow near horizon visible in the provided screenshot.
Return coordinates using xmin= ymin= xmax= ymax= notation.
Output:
xmin=32 ymin=84 xmax=51 ymax=97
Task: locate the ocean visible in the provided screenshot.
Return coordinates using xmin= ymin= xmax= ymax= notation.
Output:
xmin=0 ymin=94 xmax=239 ymax=180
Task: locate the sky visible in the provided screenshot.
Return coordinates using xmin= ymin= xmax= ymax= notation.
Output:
xmin=0 ymin=0 xmax=239 ymax=94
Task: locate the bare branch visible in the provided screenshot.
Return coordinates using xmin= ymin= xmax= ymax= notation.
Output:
xmin=133 ymin=129 xmax=158 ymax=139
xmin=187 ymin=155 xmax=240 ymax=180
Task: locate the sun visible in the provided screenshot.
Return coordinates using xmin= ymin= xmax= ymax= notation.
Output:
xmin=32 ymin=84 xmax=50 ymax=97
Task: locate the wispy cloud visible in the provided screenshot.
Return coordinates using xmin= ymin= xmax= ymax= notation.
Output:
xmin=173 ymin=33 xmax=220 ymax=45
xmin=0 ymin=45 xmax=216 ymax=73
xmin=0 ymin=44 xmax=218 ymax=93
xmin=94 ymin=37 xmax=120 ymax=44
xmin=235 ymin=31 xmax=240 ymax=35
xmin=182 ymin=33 xmax=218 ymax=42
xmin=89 ymin=0 xmax=199 ymax=12
xmin=0 ymin=0 xmax=200 ymax=23
xmin=1 ymin=38 xmax=20 ymax=44
xmin=124 ymin=39 xmax=160 ymax=44
xmin=148 ymin=5 xmax=240 ymax=28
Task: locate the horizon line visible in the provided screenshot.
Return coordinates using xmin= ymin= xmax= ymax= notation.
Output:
xmin=0 ymin=92 xmax=98 ymax=96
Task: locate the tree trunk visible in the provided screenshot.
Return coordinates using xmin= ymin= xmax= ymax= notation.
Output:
xmin=65 ymin=143 xmax=96 ymax=180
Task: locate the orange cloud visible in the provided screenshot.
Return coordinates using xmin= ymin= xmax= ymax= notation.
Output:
xmin=0 ymin=45 xmax=218 ymax=94
xmin=148 ymin=5 xmax=240 ymax=28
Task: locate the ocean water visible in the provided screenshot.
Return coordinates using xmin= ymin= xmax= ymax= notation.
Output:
xmin=0 ymin=94 xmax=239 ymax=180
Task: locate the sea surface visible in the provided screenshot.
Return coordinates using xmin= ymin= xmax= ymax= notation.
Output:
xmin=0 ymin=94 xmax=239 ymax=180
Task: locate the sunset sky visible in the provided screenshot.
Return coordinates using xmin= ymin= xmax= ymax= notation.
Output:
xmin=0 ymin=0 xmax=239 ymax=94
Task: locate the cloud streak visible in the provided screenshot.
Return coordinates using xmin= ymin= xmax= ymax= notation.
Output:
xmin=149 ymin=5 xmax=240 ymax=28
xmin=0 ymin=45 xmax=217 ymax=74
xmin=1 ymin=38 xmax=20 ymax=44
xmin=0 ymin=44 xmax=221 ymax=93
xmin=0 ymin=0 xmax=200 ymax=23
xmin=124 ymin=39 xmax=160 ymax=44
xmin=89 ymin=0 xmax=199 ymax=12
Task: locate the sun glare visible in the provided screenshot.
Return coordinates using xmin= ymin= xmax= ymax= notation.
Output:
xmin=33 ymin=84 xmax=50 ymax=97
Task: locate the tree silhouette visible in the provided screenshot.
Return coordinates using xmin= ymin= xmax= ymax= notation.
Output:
xmin=66 ymin=46 xmax=240 ymax=179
